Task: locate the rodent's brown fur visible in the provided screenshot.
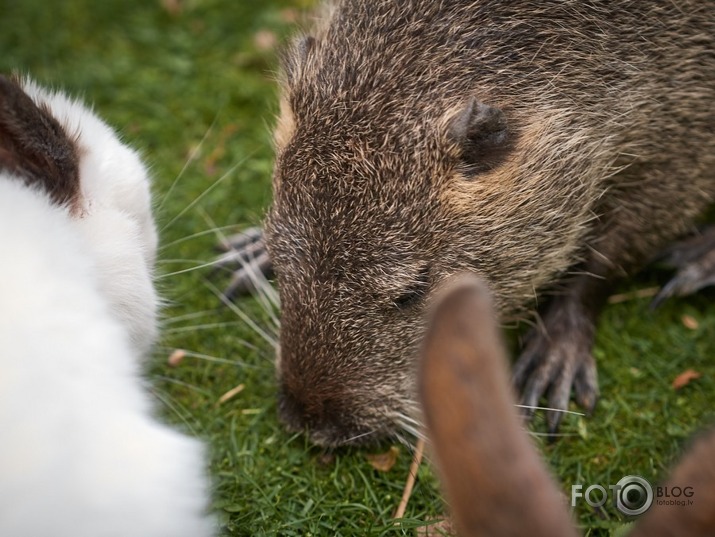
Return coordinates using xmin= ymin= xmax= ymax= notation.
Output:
xmin=265 ymin=0 xmax=715 ymax=446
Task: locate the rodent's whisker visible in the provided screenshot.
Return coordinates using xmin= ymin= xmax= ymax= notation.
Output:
xmin=159 ymin=224 xmax=243 ymax=252
xmin=514 ymin=404 xmax=585 ymax=416
xmin=203 ymin=208 xmax=280 ymax=323
xmin=156 ymin=111 xmax=220 ymax=213
xmin=159 ymin=309 xmax=218 ymax=325
xmin=388 ymin=409 xmax=426 ymax=444
xmin=158 ymin=257 xmax=214 ymax=265
xmin=157 ymin=258 xmax=231 ymax=280
xmin=160 ymin=151 xmax=255 ymax=234
xmin=151 ymin=375 xmax=213 ymax=397
xmin=155 ymin=345 xmax=260 ymax=367
xmin=342 ymin=429 xmax=377 ymax=444
xmin=224 ymin=251 xmax=279 ymax=327
xmin=204 ymin=280 xmax=278 ymax=348
xmin=163 ymin=321 xmax=246 ymax=334
xmin=528 ymin=431 xmax=580 ymax=438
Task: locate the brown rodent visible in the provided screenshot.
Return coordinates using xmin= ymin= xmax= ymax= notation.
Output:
xmin=420 ymin=274 xmax=715 ymax=537
xmin=225 ymin=0 xmax=715 ymax=446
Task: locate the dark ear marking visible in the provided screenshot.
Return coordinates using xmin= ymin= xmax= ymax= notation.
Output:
xmin=0 ymin=74 xmax=80 ymax=208
xmin=449 ymin=99 xmax=513 ymax=175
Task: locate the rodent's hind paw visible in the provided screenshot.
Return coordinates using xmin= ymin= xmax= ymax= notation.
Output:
xmin=651 ymin=226 xmax=715 ymax=308
xmin=513 ymin=302 xmax=599 ymax=437
xmin=212 ymin=226 xmax=274 ymax=299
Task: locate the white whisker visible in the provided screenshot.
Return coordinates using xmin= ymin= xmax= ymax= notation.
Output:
xmin=528 ymin=431 xmax=580 ymax=438
xmin=163 ymin=321 xmax=245 ymax=334
xmin=157 ymin=112 xmax=220 ymax=212
xmin=204 ymin=280 xmax=278 ymax=349
xmin=158 ymin=258 xmax=215 ymax=265
xmin=159 ymin=224 xmax=242 ymax=251
xmin=160 ymin=151 xmax=255 ymax=234
xmin=156 ymin=258 xmax=229 ymax=280
xmin=152 ymin=375 xmax=213 ymax=397
xmin=154 ymin=346 xmax=261 ymax=366
xmin=515 ymin=404 xmax=585 ymax=416
xmin=343 ymin=429 xmax=377 ymax=444
xmin=198 ymin=207 xmax=280 ymax=329
xmin=160 ymin=310 xmax=217 ymax=325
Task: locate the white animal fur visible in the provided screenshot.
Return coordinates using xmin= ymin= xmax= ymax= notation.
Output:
xmin=0 ymin=80 xmax=213 ymax=536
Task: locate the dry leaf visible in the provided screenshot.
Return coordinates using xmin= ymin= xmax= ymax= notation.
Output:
xmin=682 ymin=314 xmax=699 ymax=330
xmin=167 ymin=349 xmax=186 ymax=367
xmin=367 ymin=446 xmax=399 ymax=472
xmin=416 ymin=517 xmax=457 ymax=537
xmin=672 ymin=369 xmax=701 ymax=390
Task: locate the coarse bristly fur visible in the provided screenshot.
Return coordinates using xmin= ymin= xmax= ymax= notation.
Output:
xmin=0 ymin=76 xmax=213 ymax=536
xmin=255 ymin=0 xmax=715 ymax=446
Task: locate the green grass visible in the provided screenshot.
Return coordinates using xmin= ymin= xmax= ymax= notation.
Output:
xmin=3 ymin=2 xmax=714 ymax=535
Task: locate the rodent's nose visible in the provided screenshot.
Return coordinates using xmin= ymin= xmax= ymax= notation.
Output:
xmin=278 ymin=385 xmax=330 ymax=429
xmin=277 ymin=384 xmax=352 ymax=445
xmin=277 ymin=387 xmax=309 ymax=430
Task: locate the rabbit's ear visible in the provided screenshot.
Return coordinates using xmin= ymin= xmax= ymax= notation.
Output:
xmin=419 ymin=274 xmax=579 ymax=537
xmin=0 ymin=75 xmax=80 ymax=208
xmin=629 ymin=428 xmax=715 ymax=537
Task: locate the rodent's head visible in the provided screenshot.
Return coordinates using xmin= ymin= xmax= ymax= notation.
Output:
xmin=265 ymin=14 xmax=576 ymax=446
xmin=263 ymin=29 xmax=520 ymax=447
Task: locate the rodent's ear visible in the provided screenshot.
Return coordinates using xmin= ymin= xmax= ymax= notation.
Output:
xmin=281 ymin=35 xmax=315 ymax=87
xmin=0 ymin=74 xmax=80 ymax=208
xmin=448 ymin=99 xmax=512 ymax=175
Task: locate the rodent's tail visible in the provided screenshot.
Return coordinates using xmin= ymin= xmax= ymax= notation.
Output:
xmin=419 ymin=274 xmax=715 ymax=537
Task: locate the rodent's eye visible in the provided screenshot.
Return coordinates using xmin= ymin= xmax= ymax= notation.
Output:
xmin=393 ymin=266 xmax=430 ymax=310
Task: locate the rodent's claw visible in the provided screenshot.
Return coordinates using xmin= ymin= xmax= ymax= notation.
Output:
xmin=513 ymin=299 xmax=599 ymax=436
xmin=224 ymin=251 xmax=274 ymax=299
xmin=573 ymin=358 xmax=598 ymax=414
xmin=651 ymin=228 xmax=715 ymax=308
xmin=217 ymin=227 xmax=264 ymax=253
xmin=211 ymin=227 xmax=274 ymax=299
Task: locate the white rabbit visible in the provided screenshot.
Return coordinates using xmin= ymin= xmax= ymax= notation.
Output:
xmin=0 ymin=75 xmax=213 ymax=537
xmin=419 ymin=274 xmax=715 ymax=537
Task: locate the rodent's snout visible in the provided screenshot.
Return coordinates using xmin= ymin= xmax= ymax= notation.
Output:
xmin=277 ymin=383 xmax=376 ymax=447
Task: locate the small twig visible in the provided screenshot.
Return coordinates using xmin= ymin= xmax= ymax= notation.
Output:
xmin=607 ymin=286 xmax=659 ymax=304
xmin=216 ymin=383 xmax=245 ymax=405
xmin=394 ymin=437 xmax=426 ymax=520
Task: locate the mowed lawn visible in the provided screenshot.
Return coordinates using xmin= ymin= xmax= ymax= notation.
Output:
xmin=3 ymin=1 xmax=714 ymax=535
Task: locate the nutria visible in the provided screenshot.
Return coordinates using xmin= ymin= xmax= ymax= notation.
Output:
xmin=221 ymin=0 xmax=715 ymax=446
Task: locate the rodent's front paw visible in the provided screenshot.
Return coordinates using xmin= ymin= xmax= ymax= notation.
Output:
xmin=213 ymin=226 xmax=273 ymax=298
xmin=651 ymin=225 xmax=715 ymax=308
xmin=512 ymin=298 xmax=599 ymax=436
